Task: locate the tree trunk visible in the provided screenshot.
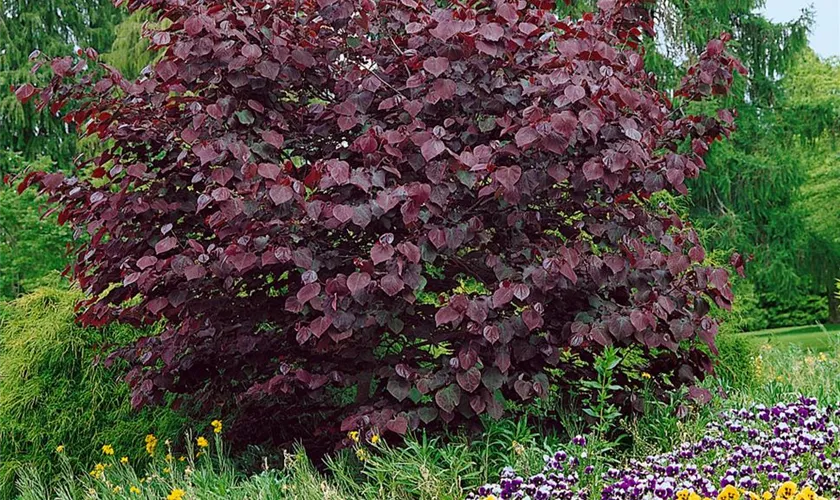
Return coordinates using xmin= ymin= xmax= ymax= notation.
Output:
xmin=828 ymin=283 xmax=840 ymax=324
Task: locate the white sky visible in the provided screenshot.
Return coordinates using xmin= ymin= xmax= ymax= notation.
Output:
xmin=761 ymin=0 xmax=840 ymax=58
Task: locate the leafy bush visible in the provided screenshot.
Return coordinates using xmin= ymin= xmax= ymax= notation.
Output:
xmin=18 ymin=0 xmax=744 ymax=442
xmin=712 ymin=333 xmax=757 ymax=390
xmin=0 ymin=287 xmax=186 ymax=496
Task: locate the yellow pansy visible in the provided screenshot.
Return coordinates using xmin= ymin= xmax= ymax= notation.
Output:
xmin=718 ymin=484 xmax=740 ymax=500
xmin=777 ymin=481 xmax=798 ymax=500
xmin=795 ymin=486 xmax=816 ymax=500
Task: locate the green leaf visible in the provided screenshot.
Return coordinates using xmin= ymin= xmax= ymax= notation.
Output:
xmin=236 ymin=110 xmax=255 ymax=125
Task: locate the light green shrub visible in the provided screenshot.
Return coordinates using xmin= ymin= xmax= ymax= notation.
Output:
xmin=713 ymin=333 xmax=758 ymax=390
xmin=0 ymin=286 xmax=186 ymax=497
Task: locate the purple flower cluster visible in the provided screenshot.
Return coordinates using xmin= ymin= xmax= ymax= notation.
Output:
xmin=469 ymin=398 xmax=840 ymax=500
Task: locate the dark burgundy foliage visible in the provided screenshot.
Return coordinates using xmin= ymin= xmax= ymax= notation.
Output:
xmin=17 ymin=0 xmax=745 ymax=442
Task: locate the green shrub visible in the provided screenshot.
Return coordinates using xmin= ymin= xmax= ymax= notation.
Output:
xmin=713 ymin=333 xmax=758 ymax=390
xmin=0 ymin=286 xmax=186 ymax=497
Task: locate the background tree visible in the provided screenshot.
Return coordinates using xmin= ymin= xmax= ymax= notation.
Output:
xmin=787 ymin=52 xmax=840 ymax=321
xmin=0 ymin=0 xmax=125 ymax=172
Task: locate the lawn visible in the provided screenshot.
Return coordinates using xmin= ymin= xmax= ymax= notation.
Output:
xmin=735 ymin=323 xmax=840 ymax=351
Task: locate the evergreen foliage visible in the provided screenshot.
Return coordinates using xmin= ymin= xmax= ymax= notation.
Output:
xmin=648 ymin=1 xmax=840 ymax=325
xmin=0 ymin=0 xmax=125 ymax=172
xmin=0 ymin=154 xmax=71 ymax=300
xmin=0 ymin=287 xmax=186 ymax=497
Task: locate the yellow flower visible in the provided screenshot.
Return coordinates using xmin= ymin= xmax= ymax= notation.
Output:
xmin=145 ymin=434 xmax=158 ymax=456
xmin=690 ymin=493 xmax=701 ymax=500
xmin=113 ymin=486 xmax=122 ymax=493
xmin=777 ymin=481 xmax=798 ymax=500
xmin=763 ymin=492 xmax=772 ymax=500
xmin=179 ymin=455 xmax=186 ymax=462
xmin=347 ymin=431 xmax=360 ymax=442
xmin=717 ymin=484 xmax=740 ymax=500
xmin=795 ymin=486 xmax=816 ymax=500
xmin=55 ymin=445 xmax=65 ymax=453
xmin=197 ymin=436 xmax=209 ymax=448
xmin=89 ymin=463 xmax=106 ymax=479
xmin=167 ymin=488 xmax=186 ymax=500
xmin=163 ymin=467 xmax=171 ymax=474
xmin=120 ymin=456 xmax=129 ymax=464
xmin=196 ymin=451 xmax=203 ymax=458
xmin=678 ymin=490 xmax=691 ymax=500
xmin=130 ymin=485 xmax=141 ymax=494
xmin=819 ymin=352 xmax=828 ymax=362
xmin=483 ymin=496 xmax=498 ymax=500
xmin=370 ymin=434 xmax=380 ymax=444
xmin=102 ymin=444 xmax=115 ymax=455
xmin=211 ymin=419 xmax=223 ymax=434
xmin=166 ymin=453 xmax=173 ymax=462
xmin=642 ymin=372 xmax=652 ymax=379
xmin=355 ymin=448 xmax=369 ymax=461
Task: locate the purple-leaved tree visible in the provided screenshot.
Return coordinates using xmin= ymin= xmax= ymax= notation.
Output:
xmin=16 ymin=0 xmax=745 ymax=444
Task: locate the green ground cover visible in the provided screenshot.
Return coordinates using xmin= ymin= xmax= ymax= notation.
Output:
xmin=735 ymin=323 xmax=840 ymax=351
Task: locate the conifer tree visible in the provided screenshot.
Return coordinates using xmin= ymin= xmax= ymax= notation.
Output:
xmin=0 ymin=0 xmax=124 ymax=171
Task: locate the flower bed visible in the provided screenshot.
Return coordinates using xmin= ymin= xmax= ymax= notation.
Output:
xmin=470 ymin=398 xmax=840 ymax=500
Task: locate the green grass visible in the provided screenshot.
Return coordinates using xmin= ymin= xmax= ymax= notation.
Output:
xmin=735 ymin=323 xmax=840 ymax=351
xmin=10 ymin=308 xmax=840 ymax=499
